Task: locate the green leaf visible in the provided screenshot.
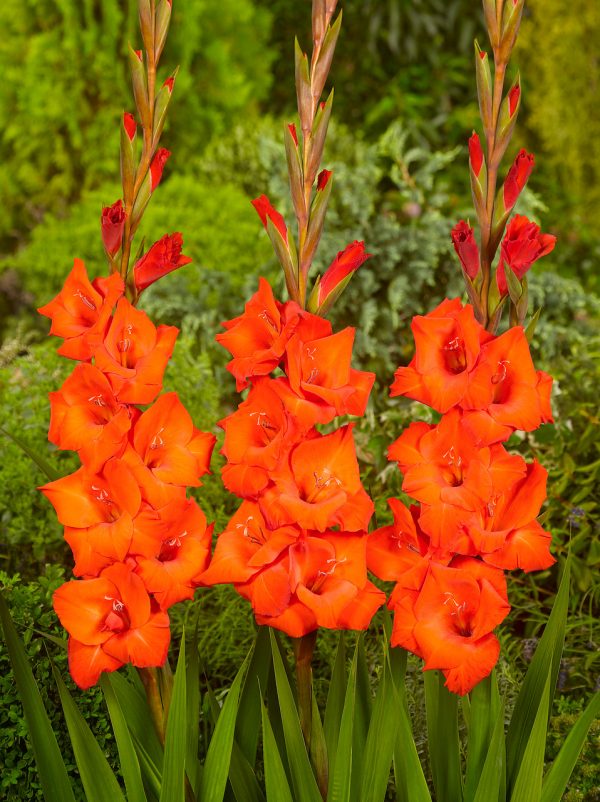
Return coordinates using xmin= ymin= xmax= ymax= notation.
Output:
xmin=186 ymin=624 xmax=202 ymax=793
xmin=269 ymin=629 xmax=322 ymax=802
xmin=236 ymin=626 xmax=271 ymax=765
xmin=324 ymin=632 xmax=347 ymax=761
xmin=54 ymin=667 xmax=126 ymax=802
xmin=507 ymin=559 xmax=570 ymax=790
xmin=0 ymin=425 xmax=60 ymax=481
xmin=352 ymin=635 xmax=372 ymax=793
xmin=110 ymin=670 xmax=163 ymax=772
xmin=0 ymin=594 xmax=76 ymax=802
xmin=464 ymin=672 xmax=501 ymax=800
xmin=388 ymin=648 xmax=430 ymax=802
xmin=425 ymin=671 xmax=463 ymax=802
xmin=200 ymin=647 xmax=251 ymax=802
xmin=261 ymin=694 xmax=294 ymax=802
xmin=510 ymin=672 xmax=551 ymax=802
xmin=100 ymin=675 xmax=147 ymax=802
xmin=359 ymin=652 xmax=400 ymax=802
xmin=471 ymin=703 xmax=506 ymax=802
xmin=327 ymin=646 xmax=357 ymax=802
xmin=541 ymin=691 xmax=600 ymax=802
xmin=160 ymin=642 xmax=187 ymax=802
xmin=131 ymin=732 xmax=163 ymax=801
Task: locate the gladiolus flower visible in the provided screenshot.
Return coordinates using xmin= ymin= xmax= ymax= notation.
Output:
xmin=390 ymin=559 xmax=510 ymax=695
xmin=53 ymin=563 xmax=170 ymax=688
xmin=133 ymin=232 xmax=193 ymax=292
xmin=277 ymin=324 xmax=375 ymax=425
xmin=496 ymin=214 xmax=556 ymax=295
xmin=317 ymin=169 xmax=332 ymax=190
xmin=132 ymin=392 xmax=215 ymax=487
xmin=48 ymin=363 xmax=134 ymax=472
xmin=217 ymin=278 xmax=303 ymax=390
xmin=318 ymin=241 xmax=371 ymax=307
xmin=38 ymin=259 xmax=124 ymax=361
xmin=101 ymin=200 xmax=126 ymax=257
xmin=259 ymin=424 xmax=374 ymax=532
xmin=390 ymin=298 xmax=493 ymax=413
xmin=150 ymin=148 xmax=171 ymax=191
xmin=503 ymin=149 xmax=534 ymax=211
xmin=251 ymin=194 xmax=288 ymax=242
xmin=93 ymin=298 xmax=178 ymax=404
xmin=451 ymin=221 xmax=480 ymax=279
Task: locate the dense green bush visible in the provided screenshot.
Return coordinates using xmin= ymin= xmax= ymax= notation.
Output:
xmin=0 ymin=0 xmax=273 ymax=249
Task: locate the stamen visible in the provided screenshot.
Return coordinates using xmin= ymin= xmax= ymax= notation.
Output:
xmin=444 ymin=337 xmax=462 ymax=351
xmin=491 ymin=360 xmax=510 ymax=385
xmin=258 ymin=310 xmax=277 ymax=329
xmin=150 ymin=427 xmax=165 ymax=449
xmin=88 ymin=393 xmax=106 ymax=407
xmin=91 ymin=484 xmax=110 ymax=503
xmin=117 ymin=338 xmax=130 ymax=353
xmin=73 ymin=289 xmax=96 ymax=310
xmin=306 ymin=368 xmax=319 ymax=384
xmin=305 ymin=345 xmax=317 ymax=360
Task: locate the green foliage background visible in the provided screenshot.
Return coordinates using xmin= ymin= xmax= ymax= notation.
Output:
xmin=0 ymin=0 xmax=598 ymax=799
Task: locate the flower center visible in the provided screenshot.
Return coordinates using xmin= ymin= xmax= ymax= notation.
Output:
xmin=443 ymin=336 xmax=467 ymax=374
xmin=103 ymin=597 xmax=129 ymax=631
xmin=443 ymin=592 xmax=472 ymax=637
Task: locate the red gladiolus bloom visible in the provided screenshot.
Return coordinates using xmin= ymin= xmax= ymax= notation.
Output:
xmin=48 ymin=363 xmax=134 ymax=472
xmin=101 ymin=200 xmax=126 ymax=257
xmin=132 ymin=392 xmax=215 ymax=487
xmin=461 ymin=325 xmax=553 ymax=439
xmin=94 ymin=298 xmax=179 ymax=404
xmin=53 ymin=562 xmax=170 ymax=689
xmin=390 ymin=298 xmax=493 ymax=412
xmin=451 ymin=221 xmax=480 ymax=279
xmin=135 ymin=498 xmax=213 ymax=609
xmin=318 ymin=241 xmax=371 ymax=306
xmin=133 ymin=232 xmax=193 ymax=292
xmin=217 ymin=278 xmax=303 ymax=390
xmin=465 ymin=461 xmax=554 ymax=572
xmin=277 ymin=326 xmax=375 ymax=425
xmin=503 ymin=149 xmax=534 ymax=211
xmin=220 ymin=378 xmax=298 ymax=497
xmin=41 ymin=458 xmax=142 ymax=569
xmin=391 ymin=559 xmax=510 ymax=695
xmin=38 ymin=260 xmax=124 ymax=360
xmin=150 ymin=148 xmax=170 ymax=191
xmin=259 ymin=424 xmax=374 ymax=532
xmin=496 ymin=214 xmax=556 ymax=295
xmin=251 ymin=194 xmax=288 ymax=242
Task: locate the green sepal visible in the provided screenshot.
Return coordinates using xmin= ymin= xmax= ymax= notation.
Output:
xmin=284 ymin=122 xmax=305 ymax=222
xmin=120 ymin=115 xmax=136 ymax=207
xmin=312 ymin=11 xmax=343 ymax=104
xmin=128 ymin=46 xmax=150 ymax=129
xmin=138 ymin=0 xmax=154 ymax=56
xmin=152 ymin=68 xmax=178 ymax=149
xmin=495 ymin=73 xmax=521 ymax=166
xmin=295 ymin=38 xmax=311 ymax=132
xmin=303 ymin=173 xmax=333 ymax=275
xmin=308 ymin=88 xmax=334 ymax=186
xmin=155 ymin=0 xmax=172 ymax=62
xmin=265 ymin=216 xmax=299 ymax=302
xmin=525 ymin=307 xmax=542 ymax=343
xmin=475 ymin=41 xmax=493 ymax=130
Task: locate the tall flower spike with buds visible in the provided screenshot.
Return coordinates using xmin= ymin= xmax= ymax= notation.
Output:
xmin=202 ymin=2 xmax=382 ymax=785
xmin=38 ymin=1 xmax=216 ymax=722
xmin=369 ymin=0 xmax=556 ymax=697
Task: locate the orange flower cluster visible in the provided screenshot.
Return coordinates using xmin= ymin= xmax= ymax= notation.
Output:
xmin=368 ymin=298 xmax=554 ymax=695
xmin=201 ymin=278 xmax=385 ymax=636
xmin=38 ymin=259 xmax=216 ymax=688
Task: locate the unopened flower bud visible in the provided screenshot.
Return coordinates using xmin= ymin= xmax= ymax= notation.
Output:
xmin=451 ymin=221 xmax=480 ymax=280
xmin=101 ymin=200 xmax=126 ymax=257
xmin=150 ymin=148 xmax=171 ymax=191
xmin=316 ymin=240 xmax=371 ymax=313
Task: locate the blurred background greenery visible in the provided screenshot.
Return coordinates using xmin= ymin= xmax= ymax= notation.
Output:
xmin=0 ymin=1 xmax=598 ymax=799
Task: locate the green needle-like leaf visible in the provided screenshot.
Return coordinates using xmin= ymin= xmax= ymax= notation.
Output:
xmin=327 ymin=646 xmax=357 ymax=802
xmin=510 ymin=673 xmax=551 ymax=802
xmin=425 ymin=671 xmax=463 ymax=802
xmin=160 ymin=642 xmax=187 ymax=802
xmin=471 ymin=703 xmax=506 ymax=802
xmin=261 ymin=694 xmax=294 ymax=802
xmin=101 ymin=675 xmax=147 ymax=802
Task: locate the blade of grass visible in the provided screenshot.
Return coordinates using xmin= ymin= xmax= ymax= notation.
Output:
xmin=199 ymin=648 xmax=252 ymax=802
xmin=101 ymin=674 xmax=147 ymax=802
xmin=54 ymin=666 xmax=126 ymax=802
xmin=506 ymin=559 xmax=570 ymax=791
xmin=0 ymin=594 xmax=76 ymax=802
xmin=269 ymin=628 xmax=322 ymax=802
xmin=160 ymin=641 xmax=187 ymax=802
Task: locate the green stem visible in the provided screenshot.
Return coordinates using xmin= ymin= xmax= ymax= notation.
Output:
xmin=138 ymin=666 xmax=165 ymax=746
xmin=293 ymin=630 xmax=317 ymax=749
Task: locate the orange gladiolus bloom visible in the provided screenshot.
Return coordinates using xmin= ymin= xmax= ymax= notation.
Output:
xmin=277 ymin=325 xmax=375 ymax=425
xmin=391 ymin=298 xmax=493 ymax=412
xmin=49 ymin=363 xmax=135 ymax=472
xmin=259 ymin=424 xmax=374 ymax=532
xmin=390 ymin=559 xmax=510 ymax=695
xmin=465 ymin=460 xmax=554 ymax=572
xmin=41 ymin=459 xmax=142 ymax=573
xmin=219 ymin=378 xmax=299 ymax=497
xmin=93 ymin=298 xmax=178 ymax=404
xmin=217 ymin=278 xmax=303 ymax=390
xmin=38 ymin=259 xmax=124 ymax=360
xmin=135 ymin=498 xmax=213 ymax=609
xmin=461 ymin=326 xmax=553 ymax=441
xmin=53 ymin=562 xmax=170 ymax=688
xmin=132 ymin=392 xmax=215 ymax=487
